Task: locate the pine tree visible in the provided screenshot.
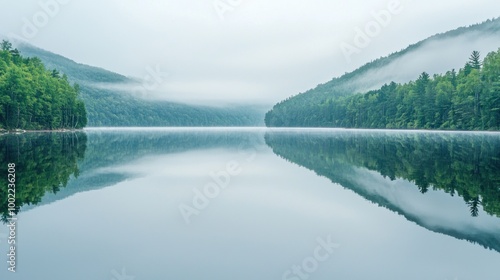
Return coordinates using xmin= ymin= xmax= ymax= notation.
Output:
xmin=469 ymin=51 xmax=482 ymax=70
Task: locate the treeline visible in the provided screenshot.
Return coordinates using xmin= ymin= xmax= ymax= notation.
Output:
xmin=81 ymin=84 xmax=263 ymax=127
xmin=0 ymin=40 xmax=87 ymax=130
xmin=266 ymin=48 xmax=500 ymax=130
xmin=17 ymin=43 xmax=264 ymax=127
xmin=265 ymin=18 xmax=500 ymax=129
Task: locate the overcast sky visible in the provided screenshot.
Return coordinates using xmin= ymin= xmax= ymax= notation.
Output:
xmin=1 ymin=0 xmax=500 ymax=105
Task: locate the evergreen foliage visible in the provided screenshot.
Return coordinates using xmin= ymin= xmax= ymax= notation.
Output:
xmin=266 ymin=49 xmax=500 ymax=130
xmin=15 ymin=43 xmax=264 ymax=127
xmin=0 ymin=40 xmax=87 ymax=130
xmin=265 ymin=18 xmax=500 ymax=129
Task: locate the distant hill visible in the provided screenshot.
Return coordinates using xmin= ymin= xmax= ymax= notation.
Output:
xmin=11 ymin=42 xmax=264 ymax=127
xmin=265 ymin=18 xmax=500 ymax=127
xmin=15 ymin=43 xmax=130 ymax=85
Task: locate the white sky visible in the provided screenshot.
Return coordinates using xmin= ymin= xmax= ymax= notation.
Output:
xmin=1 ymin=0 xmax=499 ymax=105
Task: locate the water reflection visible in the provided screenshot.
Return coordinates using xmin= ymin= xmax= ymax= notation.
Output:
xmin=0 ymin=129 xmax=499 ymax=280
xmin=265 ymin=130 xmax=500 ymax=251
xmin=17 ymin=128 xmax=265 ymax=213
xmin=0 ymin=132 xmax=87 ymax=221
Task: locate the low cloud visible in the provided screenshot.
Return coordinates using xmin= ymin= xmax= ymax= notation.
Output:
xmin=343 ymin=29 xmax=500 ymax=94
xmin=1 ymin=0 xmax=500 ymax=106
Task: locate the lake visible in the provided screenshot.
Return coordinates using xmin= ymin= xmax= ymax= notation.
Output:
xmin=1 ymin=128 xmax=500 ymax=280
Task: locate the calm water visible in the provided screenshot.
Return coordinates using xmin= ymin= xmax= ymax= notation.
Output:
xmin=1 ymin=128 xmax=500 ymax=280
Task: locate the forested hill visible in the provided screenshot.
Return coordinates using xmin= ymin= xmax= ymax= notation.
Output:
xmin=0 ymin=40 xmax=87 ymax=130
xmin=14 ymin=42 xmax=264 ymax=127
xmin=269 ymin=50 xmax=500 ymax=130
xmin=265 ymin=18 xmax=500 ymax=128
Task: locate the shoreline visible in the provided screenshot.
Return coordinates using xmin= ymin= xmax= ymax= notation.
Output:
xmin=84 ymin=126 xmax=500 ymax=134
xmin=2 ymin=127 xmax=500 ymax=134
xmin=0 ymin=129 xmax=84 ymax=134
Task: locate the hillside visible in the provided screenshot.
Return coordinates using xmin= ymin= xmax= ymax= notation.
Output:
xmin=12 ymin=42 xmax=264 ymax=127
xmin=273 ymin=49 xmax=500 ymax=130
xmin=265 ymin=18 xmax=500 ymax=127
xmin=0 ymin=41 xmax=87 ymax=130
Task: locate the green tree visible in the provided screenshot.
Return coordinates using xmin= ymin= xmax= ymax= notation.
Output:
xmin=266 ymin=48 xmax=500 ymax=131
xmin=0 ymin=40 xmax=87 ymax=130
xmin=1 ymin=40 xmax=12 ymax=51
xmin=469 ymin=50 xmax=482 ymax=70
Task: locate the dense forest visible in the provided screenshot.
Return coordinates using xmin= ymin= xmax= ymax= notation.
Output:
xmin=265 ymin=131 xmax=500 ymax=251
xmin=265 ymin=18 xmax=500 ymax=129
xmin=267 ymin=49 xmax=500 ymax=129
xmin=16 ymin=43 xmax=265 ymax=127
xmin=0 ymin=40 xmax=87 ymax=130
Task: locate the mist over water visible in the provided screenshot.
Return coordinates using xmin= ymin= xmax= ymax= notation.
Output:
xmin=1 ymin=1 xmax=500 ymax=279
xmin=1 ymin=128 xmax=499 ymax=280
